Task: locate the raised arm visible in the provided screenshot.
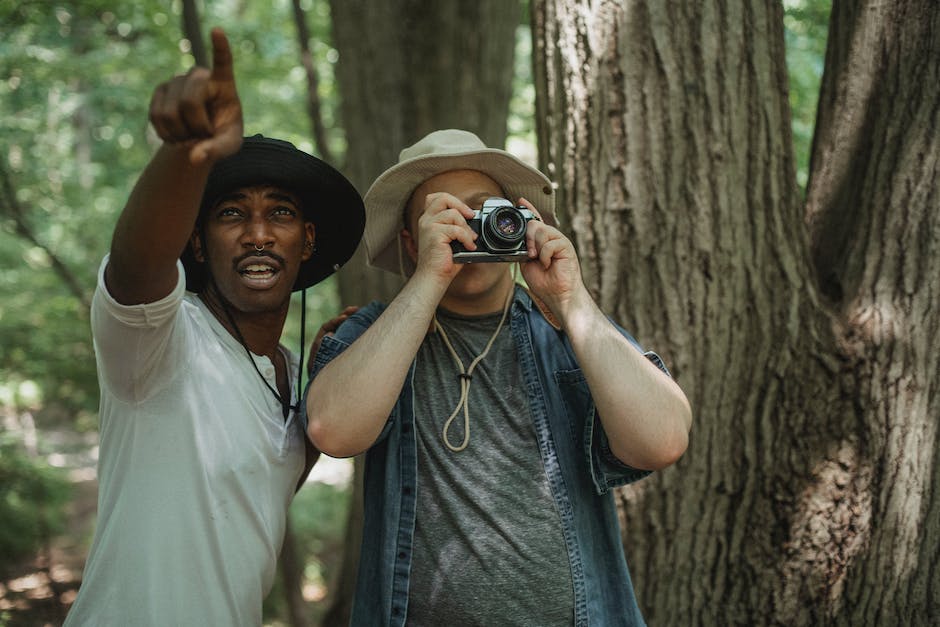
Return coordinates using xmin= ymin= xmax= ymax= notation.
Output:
xmin=305 ymin=277 xmax=445 ymax=457
xmin=105 ymin=28 xmax=243 ymax=305
xmin=306 ymin=192 xmax=477 ymax=457
xmin=520 ymin=199 xmax=692 ymax=471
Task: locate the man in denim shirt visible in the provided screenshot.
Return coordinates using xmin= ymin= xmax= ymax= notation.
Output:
xmin=306 ymin=129 xmax=691 ymax=626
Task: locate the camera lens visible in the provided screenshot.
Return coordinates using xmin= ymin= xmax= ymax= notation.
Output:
xmin=484 ymin=207 xmax=526 ymax=249
xmin=495 ymin=213 xmax=521 ymax=236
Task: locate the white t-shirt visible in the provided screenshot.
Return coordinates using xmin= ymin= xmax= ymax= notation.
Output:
xmin=64 ymin=258 xmax=306 ymax=627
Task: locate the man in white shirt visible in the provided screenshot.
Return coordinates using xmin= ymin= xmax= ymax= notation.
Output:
xmin=64 ymin=28 xmax=364 ymax=626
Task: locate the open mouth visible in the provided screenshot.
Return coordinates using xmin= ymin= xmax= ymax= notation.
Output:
xmin=237 ymin=260 xmax=281 ymax=287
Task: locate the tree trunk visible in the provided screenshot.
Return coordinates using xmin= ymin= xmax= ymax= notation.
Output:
xmin=278 ymin=517 xmax=312 ymax=627
xmin=533 ymin=0 xmax=939 ymax=625
xmin=181 ymin=0 xmax=208 ymax=67
xmin=290 ymin=0 xmax=335 ymax=165
xmin=323 ymin=2 xmax=521 ymax=623
xmin=318 ymin=455 xmax=364 ymax=627
xmin=0 ymin=162 xmax=91 ymax=310
xmin=802 ymin=2 xmax=940 ymax=624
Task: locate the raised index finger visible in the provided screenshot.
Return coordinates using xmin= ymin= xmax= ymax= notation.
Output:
xmin=209 ymin=27 xmax=234 ymax=82
xmin=424 ymin=192 xmax=474 ymax=219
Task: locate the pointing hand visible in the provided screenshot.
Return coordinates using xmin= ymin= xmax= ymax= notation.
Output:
xmin=148 ymin=28 xmax=244 ymax=165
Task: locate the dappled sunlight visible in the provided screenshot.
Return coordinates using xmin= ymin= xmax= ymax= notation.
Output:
xmin=305 ymin=454 xmax=353 ymax=488
xmin=778 ymin=440 xmax=873 ymax=619
xmin=302 ymin=581 xmax=327 ymax=603
xmin=0 ymin=561 xmax=82 ymax=620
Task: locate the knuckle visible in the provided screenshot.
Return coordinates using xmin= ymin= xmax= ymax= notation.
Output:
xmin=150 ymin=106 xmax=172 ymax=125
xmin=179 ymin=95 xmax=204 ymax=114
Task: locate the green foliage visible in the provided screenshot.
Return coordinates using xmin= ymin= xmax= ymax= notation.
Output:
xmin=0 ymin=0 xmax=343 ymax=422
xmin=1 ymin=0 xmax=187 ymax=417
xmin=508 ymin=22 xmax=535 ymax=144
xmin=783 ymin=0 xmax=832 ymax=191
xmin=289 ymin=478 xmax=352 ymax=581
xmin=0 ymin=433 xmax=71 ymax=568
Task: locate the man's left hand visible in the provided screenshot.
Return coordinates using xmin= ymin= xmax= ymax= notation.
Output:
xmin=518 ymin=198 xmax=589 ymax=323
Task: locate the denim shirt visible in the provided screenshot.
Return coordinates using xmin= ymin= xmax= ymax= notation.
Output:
xmin=307 ymin=287 xmax=669 ymax=626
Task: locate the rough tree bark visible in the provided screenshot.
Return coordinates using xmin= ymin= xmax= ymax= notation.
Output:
xmin=533 ymin=0 xmax=939 ymax=625
xmin=323 ymin=2 xmax=521 ymax=624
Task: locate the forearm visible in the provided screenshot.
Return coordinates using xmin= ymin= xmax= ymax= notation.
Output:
xmin=306 ymin=272 xmax=448 ymax=457
xmin=561 ymin=290 xmax=692 ymax=470
xmin=106 ymin=143 xmax=213 ymax=304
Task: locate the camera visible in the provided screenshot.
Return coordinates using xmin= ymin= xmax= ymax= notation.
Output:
xmin=451 ymin=197 xmax=539 ymax=263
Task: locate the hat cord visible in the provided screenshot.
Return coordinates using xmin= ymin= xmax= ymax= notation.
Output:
xmin=434 ymin=275 xmax=515 ymax=452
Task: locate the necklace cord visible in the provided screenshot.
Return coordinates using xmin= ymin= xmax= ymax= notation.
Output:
xmin=208 ymin=278 xmax=300 ymax=419
xmin=435 ymin=275 xmax=515 ymax=452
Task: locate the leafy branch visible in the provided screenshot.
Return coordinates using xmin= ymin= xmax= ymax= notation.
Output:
xmin=0 ymin=158 xmax=92 ymax=311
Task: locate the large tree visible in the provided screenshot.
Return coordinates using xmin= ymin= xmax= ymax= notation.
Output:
xmin=533 ymin=0 xmax=939 ymax=625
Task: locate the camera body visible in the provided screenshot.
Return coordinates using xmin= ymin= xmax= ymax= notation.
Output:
xmin=451 ymin=197 xmax=538 ymax=263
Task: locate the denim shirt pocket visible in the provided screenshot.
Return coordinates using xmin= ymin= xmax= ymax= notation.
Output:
xmin=555 ymin=368 xmax=651 ymax=495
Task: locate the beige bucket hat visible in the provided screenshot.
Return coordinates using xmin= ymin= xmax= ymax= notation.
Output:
xmin=362 ymin=129 xmax=557 ymax=275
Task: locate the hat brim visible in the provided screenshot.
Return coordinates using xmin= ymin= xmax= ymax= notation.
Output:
xmin=362 ymin=147 xmax=556 ymax=275
xmin=181 ymin=136 xmax=365 ymax=292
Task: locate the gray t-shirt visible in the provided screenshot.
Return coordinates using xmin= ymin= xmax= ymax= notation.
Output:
xmin=406 ymin=304 xmax=575 ymax=626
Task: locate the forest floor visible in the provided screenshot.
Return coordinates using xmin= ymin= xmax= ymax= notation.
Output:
xmin=0 ymin=423 xmax=98 ymax=627
xmin=0 ymin=415 xmax=352 ymax=627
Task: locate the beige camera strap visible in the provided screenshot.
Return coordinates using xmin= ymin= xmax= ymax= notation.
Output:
xmin=434 ymin=272 xmax=516 ymax=452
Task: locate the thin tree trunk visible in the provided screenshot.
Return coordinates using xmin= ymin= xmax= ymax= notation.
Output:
xmin=319 ymin=456 xmax=364 ymax=627
xmin=279 ymin=517 xmax=311 ymax=627
xmin=0 ymin=162 xmax=91 ymax=310
xmin=181 ymin=0 xmax=208 ymax=67
xmin=290 ymin=0 xmax=335 ymax=165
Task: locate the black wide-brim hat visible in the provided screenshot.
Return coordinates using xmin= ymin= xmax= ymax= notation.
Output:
xmin=180 ymin=134 xmax=365 ymax=292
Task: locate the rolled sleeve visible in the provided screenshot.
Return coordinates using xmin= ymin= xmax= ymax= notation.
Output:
xmin=583 ymin=326 xmax=673 ymax=494
xmin=91 ymin=255 xmax=188 ymax=402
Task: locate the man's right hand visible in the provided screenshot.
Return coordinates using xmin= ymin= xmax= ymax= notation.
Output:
xmin=411 ymin=191 xmax=478 ymax=284
xmin=148 ymin=27 xmax=243 ymax=165
xmin=106 ymin=28 xmax=243 ymax=305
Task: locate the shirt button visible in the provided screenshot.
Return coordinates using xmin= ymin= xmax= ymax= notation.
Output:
xmin=402 ymin=486 xmax=412 ymax=495
xmin=398 ymin=551 xmax=406 ymax=559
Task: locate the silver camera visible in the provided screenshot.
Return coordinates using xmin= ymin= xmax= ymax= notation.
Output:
xmin=451 ymin=197 xmax=538 ymax=263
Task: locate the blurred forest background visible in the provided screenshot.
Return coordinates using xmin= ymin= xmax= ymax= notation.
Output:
xmin=1 ymin=1 xmax=829 ymax=625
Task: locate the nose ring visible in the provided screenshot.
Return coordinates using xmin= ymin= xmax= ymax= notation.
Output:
xmin=254 ymin=243 xmax=265 ymax=252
